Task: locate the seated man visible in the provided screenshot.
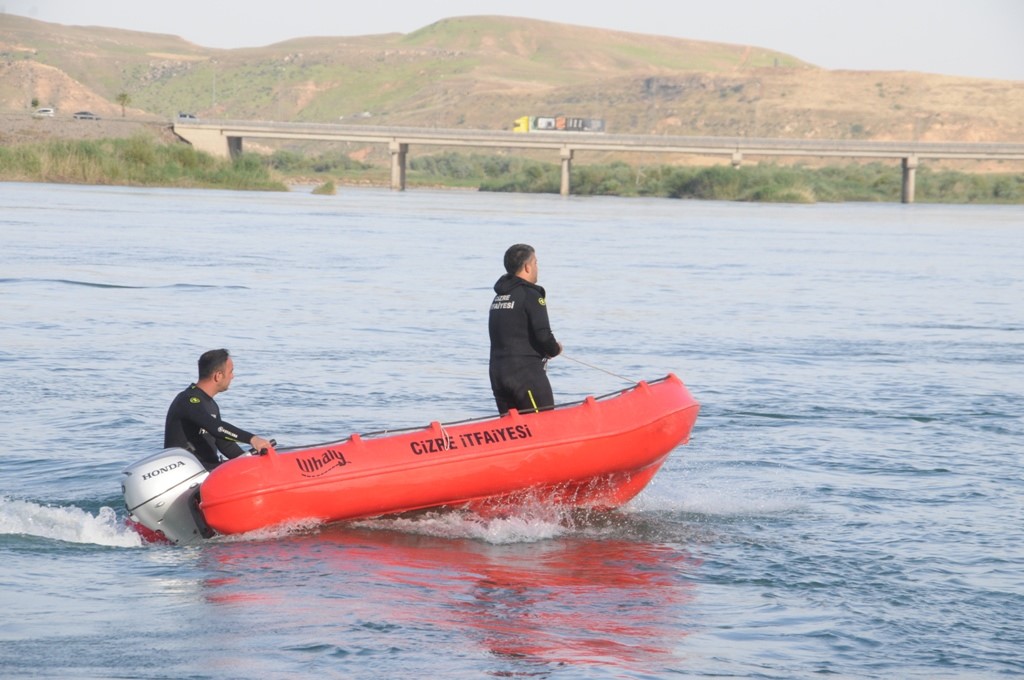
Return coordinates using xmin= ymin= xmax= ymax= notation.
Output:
xmin=164 ymin=348 xmax=273 ymax=470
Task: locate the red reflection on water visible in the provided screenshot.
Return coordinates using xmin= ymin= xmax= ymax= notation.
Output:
xmin=454 ymin=537 xmax=695 ymax=666
xmin=198 ymin=524 xmax=697 ymax=671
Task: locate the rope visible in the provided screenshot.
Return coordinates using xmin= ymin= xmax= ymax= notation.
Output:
xmin=560 ymin=354 xmax=637 ymax=385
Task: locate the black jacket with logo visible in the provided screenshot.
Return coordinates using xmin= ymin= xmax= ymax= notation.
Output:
xmin=488 ymin=274 xmax=561 ymax=364
xmin=164 ymin=384 xmax=254 ymax=470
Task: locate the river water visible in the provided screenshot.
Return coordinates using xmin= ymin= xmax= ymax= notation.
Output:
xmin=1 ymin=181 xmax=1021 ymax=679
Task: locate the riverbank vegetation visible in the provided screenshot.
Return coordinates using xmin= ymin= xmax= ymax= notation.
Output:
xmin=408 ymin=151 xmax=1024 ymax=203
xmin=0 ymin=136 xmax=286 ymax=191
xmin=281 ymin=148 xmax=1024 ymax=203
xmin=2 ymin=137 xmax=1022 ymax=203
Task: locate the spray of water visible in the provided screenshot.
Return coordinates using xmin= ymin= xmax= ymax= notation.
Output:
xmin=0 ymin=497 xmax=143 ymax=547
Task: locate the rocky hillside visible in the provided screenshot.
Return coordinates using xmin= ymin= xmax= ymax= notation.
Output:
xmin=2 ymin=13 xmax=1023 ymax=143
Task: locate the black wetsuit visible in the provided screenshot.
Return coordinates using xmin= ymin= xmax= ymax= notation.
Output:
xmin=164 ymin=384 xmax=255 ymax=470
xmin=488 ymin=274 xmax=562 ymax=414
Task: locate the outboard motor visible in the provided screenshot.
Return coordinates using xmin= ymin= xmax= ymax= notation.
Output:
xmin=122 ymin=448 xmax=212 ymax=545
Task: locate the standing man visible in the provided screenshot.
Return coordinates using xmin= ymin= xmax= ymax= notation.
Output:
xmin=164 ymin=348 xmax=274 ymax=470
xmin=488 ymin=243 xmax=563 ymax=414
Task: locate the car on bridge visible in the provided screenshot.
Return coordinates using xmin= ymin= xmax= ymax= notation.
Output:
xmin=32 ymin=107 xmax=55 ymax=118
xmin=73 ymin=111 xmax=100 ymax=120
xmin=176 ymin=112 xmax=198 ymax=122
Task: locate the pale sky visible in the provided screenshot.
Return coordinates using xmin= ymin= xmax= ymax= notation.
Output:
xmin=2 ymin=0 xmax=1022 ymax=81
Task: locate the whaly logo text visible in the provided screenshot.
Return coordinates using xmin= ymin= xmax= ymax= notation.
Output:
xmin=296 ymin=448 xmax=349 ymax=477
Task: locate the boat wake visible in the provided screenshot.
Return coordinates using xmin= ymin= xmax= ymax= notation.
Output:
xmin=0 ymin=497 xmax=142 ymax=547
xmin=2 ymin=487 xmax=796 ymax=550
xmin=213 ymin=504 xmax=590 ymax=546
xmin=355 ymin=509 xmax=573 ymax=544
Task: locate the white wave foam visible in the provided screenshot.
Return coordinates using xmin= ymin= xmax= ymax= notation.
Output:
xmin=0 ymin=497 xmax=142 ymax=547
xmin=222 ymin=518 xmax=326 ymax=543
xmin=355 ymin=510 xmax=570 ymax=544
xmin=213 ymin=509 xmax=570 ymax=545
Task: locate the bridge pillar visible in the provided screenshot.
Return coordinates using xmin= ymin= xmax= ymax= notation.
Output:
xmin=390 ymin=140 xmax=408 ymax=191
xmin=172 ymin=126 xmax=232 ymax=158
xmin=901 ymin=155 xmax=918 ymax=204
xmin=560 ymin=146 xmax=574 ymax=196
xmin=731 ymin=151 xmax=743 ymax=168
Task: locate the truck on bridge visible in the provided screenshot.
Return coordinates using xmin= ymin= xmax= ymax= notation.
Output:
xmin=512 ymin=115 xmax=605 ymax=133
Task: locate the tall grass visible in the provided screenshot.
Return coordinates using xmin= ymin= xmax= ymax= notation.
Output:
xmin=3 ymin=140 xmax=1021 ymax=203
xmin=422 ymin=154 xmax=1024 ymax=203
xmin=0 ymin=136 xmax=286 ymax=191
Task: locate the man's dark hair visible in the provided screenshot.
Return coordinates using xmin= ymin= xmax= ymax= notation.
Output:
xmin=503 ymin=244 xmax=535 ymax=275
xmin=198 ymin=349 xmax=231 ymax=380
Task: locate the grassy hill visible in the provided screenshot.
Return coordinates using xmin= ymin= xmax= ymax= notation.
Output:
xmin=3 ymin=12 xmax=1023 ymax=146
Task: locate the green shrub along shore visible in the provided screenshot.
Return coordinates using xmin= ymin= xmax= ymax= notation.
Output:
xmin=3 ymin=136 xmax=1023 ymax=203
xmin=0 ymin=136 xmax=287 ymax=191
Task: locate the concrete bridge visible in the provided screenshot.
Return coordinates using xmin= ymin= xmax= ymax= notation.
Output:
xmin=173 ymin=120 xmax=1024 ymax=203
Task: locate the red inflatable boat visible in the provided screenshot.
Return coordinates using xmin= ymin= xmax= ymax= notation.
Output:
xmin=122 ymin=374 xmax=699 ymax=543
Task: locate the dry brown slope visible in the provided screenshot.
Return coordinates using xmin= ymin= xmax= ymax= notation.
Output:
xmin=2 ymin=13 xmax=1023 ymax=144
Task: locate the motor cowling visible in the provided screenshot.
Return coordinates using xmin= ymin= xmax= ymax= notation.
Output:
xmin=122 ymin=448 xmax=212 ymax=545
